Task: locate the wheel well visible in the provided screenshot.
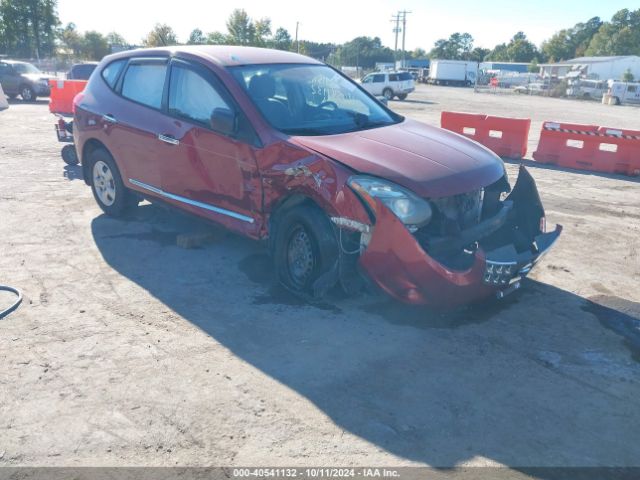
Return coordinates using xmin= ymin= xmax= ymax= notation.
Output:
xmin=81 ymin=139 xmax=109 ymax=185
xmin=267 ymin=194 xmax=326 ymax=248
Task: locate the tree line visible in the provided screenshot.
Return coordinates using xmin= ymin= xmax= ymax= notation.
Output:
xmin=1 ymin=1 xmax=639 ymax=68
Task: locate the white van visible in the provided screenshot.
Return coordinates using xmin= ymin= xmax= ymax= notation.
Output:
xmin=361 ymin=71 xmax=415 ymax=100
xmin=607 ymin=81 xmax=640 ymax=105
xmin=567 ymin=79 xmax=608 ymax=100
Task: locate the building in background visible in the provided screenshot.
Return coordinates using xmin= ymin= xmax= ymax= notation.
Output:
xmin=540 ymin=56 xmax=640 ymax=81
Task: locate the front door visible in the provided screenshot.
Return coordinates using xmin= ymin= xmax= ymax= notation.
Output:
xmin=158 ymin=59 xmax=262 ymax=236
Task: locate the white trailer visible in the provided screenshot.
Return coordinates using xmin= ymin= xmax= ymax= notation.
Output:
xmin=428 ymin=60 xmax=478 ymax=87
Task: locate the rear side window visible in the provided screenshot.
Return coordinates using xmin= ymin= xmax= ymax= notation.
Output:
xmin=389 ymin=74 xmax=399 ymax=81
xmin=101 ymin=60 xmax=126 ymax=89
xmin=628 ymin=86 xmax=637 ymax=93
xmin=399 ymin=72 xmax=412 ymax=81
xmin=121 ymin=62 xmax=167 ymax=109
xmin=168 ymin=64 xmax=230 ymax=127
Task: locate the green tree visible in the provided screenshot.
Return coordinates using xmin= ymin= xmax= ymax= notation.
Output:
xmin=335 ymin=36 xmax=393 ymax=68
xmin=187 ymin=28 xmax=205 ymax=45
xmin=486 ymin=32 xmax=538 ymax=62
xmin=542 ymin=17 xmax=601 ymax=61
xmin=59 ymin=22 xmax=83 ymax=56
xmin=528 ymin=58 xmax=540 ymax=73
xmin=469 ymin=47 xmax=490 ymax=62
xmin=0 ymin=0 xmax=59 ymax=57
xmin=254 ymin=18 xmax=272 ymax=46
xmin=623 ymin=68 xmax=635 ymax=82
xmin=143 ymin=23 xmax=178 ymax=47
xmin=106 ymin=31 xmax=126 ymax=47
xmin=206 ymin=31 xmax=228 ymax=45
xmin=226 ymin=9 xmax=255 ymax=45
xmin=272 ymin=27 xmax=291 ymax=50
xmin=428 ymin=32 xmax=474 ymax=60
xmin=81 ymin=30 xmax=109 ymax=60
xmin=585 ymin=8 xmax=640 ymax=56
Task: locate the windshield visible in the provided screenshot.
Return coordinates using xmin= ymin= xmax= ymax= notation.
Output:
xmin=229 ymin=63 xmax=401 ymax=136
xmin=13 ymin=62 xmax=41 ymax=75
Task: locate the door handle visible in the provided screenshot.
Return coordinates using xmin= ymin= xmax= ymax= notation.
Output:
xmin=158 ymin=134 xmax=179 ymax=146
xmin=102 ymin=114 xmax=117 ymax=124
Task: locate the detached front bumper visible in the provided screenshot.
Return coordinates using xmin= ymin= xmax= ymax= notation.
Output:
xmin=357 ymin=166 xmax=562 ymax=306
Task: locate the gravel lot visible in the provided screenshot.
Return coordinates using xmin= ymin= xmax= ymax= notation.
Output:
xmin=1 ymin=86 xmax=639 ymax=472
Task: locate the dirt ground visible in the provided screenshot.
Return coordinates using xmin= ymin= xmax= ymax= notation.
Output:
xmin=1 ymin=86 xmax=639 ymax=472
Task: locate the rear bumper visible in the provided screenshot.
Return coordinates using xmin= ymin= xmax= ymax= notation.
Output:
xmin=358 ymin=166 xmax=561 ymax=306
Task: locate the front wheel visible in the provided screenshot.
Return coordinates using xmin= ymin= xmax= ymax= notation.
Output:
xmin=382 ymin=88 xmax=394 ymax=100
xmin=88 ymin=148 xmax=138 ymax=216
xmin=272 ymin=204 xmax=339 ymax=298
xmin=20 ymin=85 xmax=36 ymax=102
xmin=396 ymin=93 xmax=408 ymax=100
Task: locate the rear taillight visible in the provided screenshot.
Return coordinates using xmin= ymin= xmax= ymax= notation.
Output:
xmin=72 ymin=92 xmax=85 ymax=115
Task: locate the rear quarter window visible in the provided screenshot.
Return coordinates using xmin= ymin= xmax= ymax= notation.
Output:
xmin=101 ymin=60 xmax=126 ymax=89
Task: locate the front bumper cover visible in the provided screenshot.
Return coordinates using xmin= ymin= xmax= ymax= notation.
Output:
xmin=357 ymin=166 xmax=562 ymax=306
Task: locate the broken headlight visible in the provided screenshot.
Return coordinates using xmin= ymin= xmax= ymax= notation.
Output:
xmin=349 ymin=175 xmax=432 ymax=229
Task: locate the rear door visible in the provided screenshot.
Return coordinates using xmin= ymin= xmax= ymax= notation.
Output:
xmin=158 ymin=59 xmax=262 ymax=234
xmin=107 ymin=57 xmax=173 ymax=191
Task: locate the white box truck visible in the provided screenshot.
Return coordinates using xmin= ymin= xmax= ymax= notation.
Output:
xmin=428 ymin=60 xmax=478 ymax=87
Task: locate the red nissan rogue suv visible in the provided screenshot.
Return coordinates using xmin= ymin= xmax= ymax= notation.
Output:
xmin=73 ymin=46 xmax=561 ymax=306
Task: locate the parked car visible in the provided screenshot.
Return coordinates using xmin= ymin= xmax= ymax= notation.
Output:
xmin=360 ymin=71 xmax=415 ymax=100
xmin=73 ymin=46 xmax=561 ymax=306
xmin=606 ymin=80 xmax=640 ymax=105
xmin=514 ymin=83 xmax=549 ymax=95
xmin=67 ymin=62 xmax=98 ymax=80
xmin=0 ymin=60 xmax=52 ymax=101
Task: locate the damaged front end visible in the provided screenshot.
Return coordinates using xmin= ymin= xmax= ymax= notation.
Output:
xmin=350 ymin=165 xmax=562 ymax=306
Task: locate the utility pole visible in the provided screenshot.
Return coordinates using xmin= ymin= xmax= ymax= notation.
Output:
xmin=400 ymin=10 xmax=411 ymax=69
xmin=391 ymin=13 xmax=401 ymax=62
xmin=295 ymin=22 xmax=299 ymax=53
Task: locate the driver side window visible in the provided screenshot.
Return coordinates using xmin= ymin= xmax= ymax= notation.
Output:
xmin=168 ymin=64 xmax=231 ymax=129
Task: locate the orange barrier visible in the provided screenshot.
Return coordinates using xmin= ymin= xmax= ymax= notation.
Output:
xmin=49 ymin=79 xmax=87 ymax=115
xmin=533 ymin=122 xmax=640 ymax=176
xmin=441 ymin=111 xmax=531 ymax=159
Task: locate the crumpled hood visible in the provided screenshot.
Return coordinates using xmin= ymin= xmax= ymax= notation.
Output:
xmin=292 ymin=118 xmax=505 ymax=198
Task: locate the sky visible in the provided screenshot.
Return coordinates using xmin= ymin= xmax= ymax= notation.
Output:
xmin=57 ymin=0 xmax=634 ymax=51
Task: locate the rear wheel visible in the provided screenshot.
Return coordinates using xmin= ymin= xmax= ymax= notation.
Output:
xmin=382 ymin=88 xmax=394 ymax=100
xmin=272 ymin=203 xmax=339 ymax=298
xmin=88 ymin=148 xmax=138 ymax=217
xmin=20 ymin=85 xmax=36 ymax=102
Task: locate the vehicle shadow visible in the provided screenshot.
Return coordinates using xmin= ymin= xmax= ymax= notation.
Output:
xmin=503 ymin=158 xmax=640 ymax=184
xmin=91 ymin=205 xmax=640 ymax=469
xmin=62 ymin=164 xmax=83 ymax=181
xmin=394 ymin=98 xmax=437 ymax=105
xmin=6 ymin=98 xmax=49 ymax=106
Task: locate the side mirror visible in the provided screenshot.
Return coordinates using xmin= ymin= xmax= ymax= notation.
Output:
xmin=210 ymin=107 xmax=237 ymax=136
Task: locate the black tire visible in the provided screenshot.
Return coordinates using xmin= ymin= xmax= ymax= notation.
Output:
xmin=271 ymin=203 xmax=339 ymax=298
xmin=7 ymin=94 xmax=17 ymax=100
xmin=61 ymin=144 xmax=79 ymax=165
xmin=88 ymin=148 xmax=138 ymax=217
xmin=614 ymin=96 xmax=621 ymax=105
xmin=396 ymin=93 xmax=408 ymax=100
xmin=382 ymin=88 xmax=393 ymax=100
xmin=20 ymin=85 xmax=36 ymax=102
